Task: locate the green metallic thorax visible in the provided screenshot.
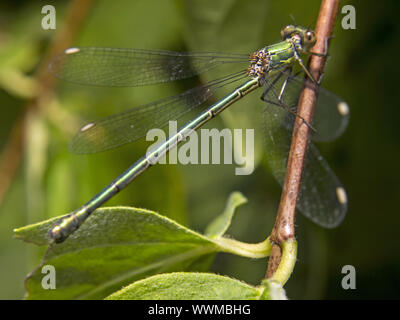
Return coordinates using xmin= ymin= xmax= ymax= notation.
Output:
xmin=247 ymin=39 xmax=300 ymax=79
xmin=266 ymin=40 xmax=296 ymax=70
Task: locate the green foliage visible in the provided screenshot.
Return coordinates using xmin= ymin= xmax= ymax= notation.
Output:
xmin=15 ymin=192 xmax=271 ymax=299
xmin=106 ymin=272 xmax=286 ymax=300
xmin=205 ymin=191 xmax=247 ymax=237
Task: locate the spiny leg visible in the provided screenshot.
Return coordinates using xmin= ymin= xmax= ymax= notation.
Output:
xmin=293 ymin=48 xmax=318 ymax=84
xmin=307 ymin=36 xmax=332 ymax=57
xmin=303 ymin=36 xmax=331 ymax=84
xmin=291 ymin=35 xmax=332 ymax=85
xmin=260 ymin=71 xmax=316 ymax=132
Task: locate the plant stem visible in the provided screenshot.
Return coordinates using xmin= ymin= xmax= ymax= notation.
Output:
xmin=266 ymin=0 xmax=341 ymax=279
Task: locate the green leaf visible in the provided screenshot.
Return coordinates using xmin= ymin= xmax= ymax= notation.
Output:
xmin=106 ymin=272 xmax=265 ymax=300
xmin=15 ymin=207 xmax=217 ymax=299
xmin=14 ymin=194 xmax=270 ymax=299
xmin=0 ymin=68 xmax=37 ymax=98
xmin=205 ymin=191 xmax=247 ymax=237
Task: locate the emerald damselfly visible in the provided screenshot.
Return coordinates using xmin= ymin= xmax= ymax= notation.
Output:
xmin=48 ymin=25 xmax=349 ymax=243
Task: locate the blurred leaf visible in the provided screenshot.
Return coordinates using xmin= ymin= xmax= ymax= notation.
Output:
xmin=25 ymin=109 xmax=49 ymax=224
xmin=45 ymin=155 xmax=75 ymax=216
xmin=15 ymin=192 xmax=270 ymax=299
xmin=78 ymin=0 xmax=181 ymax=49
xmin=106 ymin=272 xmax=265 ymax=300
xmin=205 ymin=191 xmax=247 ymax=237
xmin=0 ymin=2 xmax=57 ymax=97
xmin=0 ymin=41 xmax=40 ymax=71
xmin=0 ymin=68 xmax=37 ymax=98
xmin=0 ymin=37 xmax=40 ymax=98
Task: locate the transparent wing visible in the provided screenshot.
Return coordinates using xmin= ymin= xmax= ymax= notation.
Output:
xmin=262 ymin=72 xmax=348 ymax=228
xmin=70 ymin=71 xmax=248 ymax=154
xmin=49 ymin=47 xmax=249 ymax=87
xmin=263 ymin=69 xmax=350 ymax=142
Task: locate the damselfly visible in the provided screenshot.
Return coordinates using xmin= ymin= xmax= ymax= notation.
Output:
xmin=48 ymin=25 xmax=349 ymax=243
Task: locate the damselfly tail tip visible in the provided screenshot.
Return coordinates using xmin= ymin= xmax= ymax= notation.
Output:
xmin=48 ymin=225 xmax=66 ymax=243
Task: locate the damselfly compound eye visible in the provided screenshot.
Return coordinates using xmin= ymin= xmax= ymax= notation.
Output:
xmin=305 ymin=31 xmax=316 ymax=43
xmin=281 ymin=25 xmax=295 ymax=39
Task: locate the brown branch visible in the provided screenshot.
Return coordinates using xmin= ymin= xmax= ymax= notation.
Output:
xmin=0 ymin=0 xmax=94 ymax=207
xmin=266 ymin=0 xmax=341 ymax=278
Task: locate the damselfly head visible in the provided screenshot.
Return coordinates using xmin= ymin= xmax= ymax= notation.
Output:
xmin=281 ymin=25 xmax=316 ymax=49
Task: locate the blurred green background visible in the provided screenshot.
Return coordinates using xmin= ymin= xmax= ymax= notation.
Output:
xmin=0 ymin=0 xmax=399 ymax=299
